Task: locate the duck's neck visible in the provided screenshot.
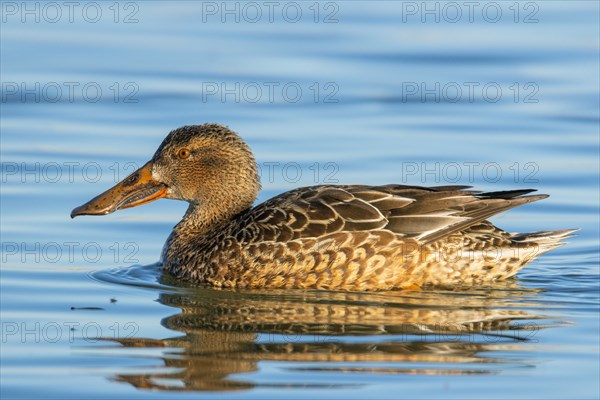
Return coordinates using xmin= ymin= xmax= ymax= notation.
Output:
xmin=172 ymin=202 xmax=242 ymax=240
xmin=162 ymin=202 xmax=247 ymax=265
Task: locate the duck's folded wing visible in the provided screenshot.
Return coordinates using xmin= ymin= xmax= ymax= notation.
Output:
xmin=246 ymin=185 xmax=547 ymax=244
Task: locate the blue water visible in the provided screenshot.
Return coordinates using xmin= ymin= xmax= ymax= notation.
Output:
xmin=1 ymin=1 xmax=599 ymax=399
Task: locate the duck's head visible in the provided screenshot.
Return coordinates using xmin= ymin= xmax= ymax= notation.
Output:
xmin=71 ymin=124 xmax=261 ymax=222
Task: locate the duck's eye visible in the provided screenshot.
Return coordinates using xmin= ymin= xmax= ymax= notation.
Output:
xmin=177 ymin=148 xmax=190 ymax=159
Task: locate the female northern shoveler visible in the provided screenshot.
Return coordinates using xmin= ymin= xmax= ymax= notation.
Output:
xmin=71 ymin=124 xmax=574 ymax=291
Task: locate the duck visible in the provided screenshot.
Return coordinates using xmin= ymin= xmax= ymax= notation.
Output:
xmin=71 ymin=124 xmax=575 ymax=291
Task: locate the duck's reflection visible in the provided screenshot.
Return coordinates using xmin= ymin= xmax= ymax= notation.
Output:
xmin=108 ymin=282 xmax=554 ymax=391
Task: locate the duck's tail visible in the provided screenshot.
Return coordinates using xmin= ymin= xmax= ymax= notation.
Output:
xmin=511 ymin=228 xmax=579 ymax=254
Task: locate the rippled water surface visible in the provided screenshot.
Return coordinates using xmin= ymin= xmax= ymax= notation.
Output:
xmin=1 ymin=2 xmax=599 ymax=399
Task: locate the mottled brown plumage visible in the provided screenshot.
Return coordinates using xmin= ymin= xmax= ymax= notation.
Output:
xmin=72 ymin=124 xmax=576 ymax=290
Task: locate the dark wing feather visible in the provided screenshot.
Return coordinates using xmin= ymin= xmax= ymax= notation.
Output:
xmin=419 ymin=193 xmax=548 ymax=244
xmin=243 ymin=185 xmax=547 ymax=243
